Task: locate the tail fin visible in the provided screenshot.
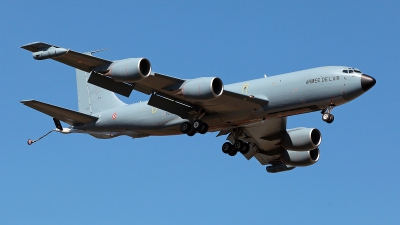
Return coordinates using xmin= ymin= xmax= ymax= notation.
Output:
xmin=76 ymin=69 xmax=126 ymax=115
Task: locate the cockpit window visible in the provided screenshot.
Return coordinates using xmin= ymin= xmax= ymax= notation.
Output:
xmin=343 ymin=68 xmax=362 ymax=73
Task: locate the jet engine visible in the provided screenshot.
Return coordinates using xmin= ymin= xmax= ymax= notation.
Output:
xmin=281 ymin=128 xmax=321 ymax=151
xmin=281 ymin=148 xmax=320 ymax=167
xmin=180 ymin=77 xmax=224 ymax=101
xmin=105 ymin=58 xmax=151 ymax=82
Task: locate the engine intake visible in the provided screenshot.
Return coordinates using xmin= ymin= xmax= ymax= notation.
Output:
xmin=106 ymin=58 xmax=151 ymax=82
xmin=282 ymin=128 xmax=322 ymax=151
xmin=180 ymin=77 xmax=224 ymax=101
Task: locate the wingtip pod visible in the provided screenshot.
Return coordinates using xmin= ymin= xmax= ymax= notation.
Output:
xmin=32 ymin=47 xmax=68 ymax=60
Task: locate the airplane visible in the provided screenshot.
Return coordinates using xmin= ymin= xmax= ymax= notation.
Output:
xmin=20 ymin=42 xmax=376 ymax=173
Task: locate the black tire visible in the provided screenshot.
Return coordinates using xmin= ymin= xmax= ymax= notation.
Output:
xmin=234 ymin=140 xmax=245 ymax=151
xmin=192 ymin=120 xmax=203 ymax=131
xmin=240 ymin=143 xmax=250 ymax=155
xmin=222 ymin=142 xmax=233 ymax=154
xmin=199 ymin=123 xmax=209 ymax=134
xmin=228 ymin=149 xmax=237 ymax=156
xmin=180 ymin=122 xmax=191 ymax=134
xmin=327 ymin=114 xmax=334 ymax=124
xmin=187 ymin=130 xmax=196 ymax=136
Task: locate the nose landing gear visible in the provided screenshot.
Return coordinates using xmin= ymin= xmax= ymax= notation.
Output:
xmin=321 ymin=105 xmax=335 ymax=124
xmin=322 ymin=113 xmax=334 ymax=123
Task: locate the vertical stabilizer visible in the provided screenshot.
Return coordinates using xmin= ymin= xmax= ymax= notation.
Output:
xmin=76 ymin=69 xmax=126 ymax=115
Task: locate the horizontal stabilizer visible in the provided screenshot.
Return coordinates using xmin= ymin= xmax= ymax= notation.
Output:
xmin=20 ymin=100 xmax=98 ymax=126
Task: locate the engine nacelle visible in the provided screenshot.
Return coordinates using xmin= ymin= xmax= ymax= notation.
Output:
xmin=281 ymin=148 xmax=320 ymax=167
xmin=180 ymin=77 xmax=224 ymax=101
xmin=33 ymin=47 xmax=68 ymax=60
xmin=106 ymin=58 xmax=151 ymax=82
xmin=282 ymin=128 xmax=322 ymax=151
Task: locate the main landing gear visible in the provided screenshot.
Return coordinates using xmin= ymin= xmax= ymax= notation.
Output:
xmin=221 ymin=140 xmax=250 ymax=156
xmin=321 ymin=105 xmax=335 ymax=124
xmin=180 ymin=120 xmax=209 ymax=136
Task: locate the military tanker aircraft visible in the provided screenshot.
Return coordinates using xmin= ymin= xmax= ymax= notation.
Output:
xmin=20 ymin=42 xmax=376 ymax=173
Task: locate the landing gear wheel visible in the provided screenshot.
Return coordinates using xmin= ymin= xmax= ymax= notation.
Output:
xmin=228 ymin=149 xmax=237 ymax=156
xmin=240 ymin=143 xmax=250 ymax=155
xmin=222 ymin=142 xmax=233 ymax=154
xmin=322 ymin=113 xmax=330 ymax=122
xmin=180 ymin=122 xmax=191 ymax=134
xmin=327 ymin=114 xmax=334 ymax=124
xmin=199 ymin=123 xmax=209 ymax=134
xmin=322 ymin=113 xmax=334 ymax=123
xmin=192 ymin=120 xmax=203 ymax=131
xmin=321 ymin=105 xmax=335 ymax=123
xmin=234 ymin=140 xmax=245 ymax=151
xmin=187 ymin=129 xmax=196 ymax=136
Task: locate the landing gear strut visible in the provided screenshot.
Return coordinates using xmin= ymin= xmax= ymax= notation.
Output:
xmin=321 ymin=105 xmax=335 ymax=124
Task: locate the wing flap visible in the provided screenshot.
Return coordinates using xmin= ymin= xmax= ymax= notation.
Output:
xmin=148 ymin=93 xmax=193 ymax=119
xmin=20 ymin=100 xmax=98 ymax=126
xmin=87 ymin=72 xmax=134 ymax=97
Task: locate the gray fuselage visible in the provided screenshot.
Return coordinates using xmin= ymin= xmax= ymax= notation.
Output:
xmin=74 ymin=66 xmax=368 ymax=138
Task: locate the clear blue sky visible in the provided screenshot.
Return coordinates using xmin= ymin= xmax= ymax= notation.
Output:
xmin=1 ymin=1 xmax=398 ymax=224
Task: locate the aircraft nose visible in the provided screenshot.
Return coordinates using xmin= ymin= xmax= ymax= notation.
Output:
xmin=361 ymin=74 xmax=376 ymax=92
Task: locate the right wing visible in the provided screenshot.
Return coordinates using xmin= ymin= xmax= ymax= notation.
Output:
xmin=21 ymin=42 xmax=112 ymax=72
xmin=21 ymin=42 xmax=269 ymax=119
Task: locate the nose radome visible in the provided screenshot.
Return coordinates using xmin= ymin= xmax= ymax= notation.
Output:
xmin=361 ymin=74 xmax=376 ymax=91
